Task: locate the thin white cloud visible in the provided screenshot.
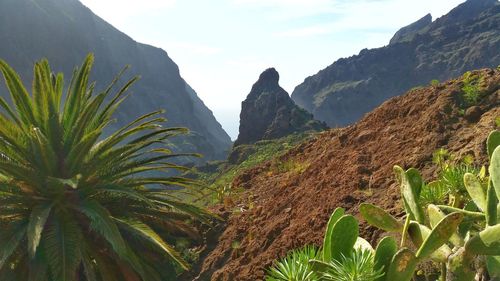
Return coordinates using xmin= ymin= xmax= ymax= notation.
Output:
xmin=276 ymin=0 xmax=466 ymax=38
xmin=231 ymin=0 xmax=336 ymax=20
xmin=233 ymin=0 xmax=332 ymax=7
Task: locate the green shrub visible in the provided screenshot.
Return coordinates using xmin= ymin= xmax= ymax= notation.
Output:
xmin=430 ymin=79 xmax=440 ymax=86
xmin=462 ymin=83 xmax=480 ymax=105
xmin=429 ymin=149 xmax=480 ymax=207
xmin=316 ymin=249 xmax=383 ymax=281
xmin=266 ymin=246 xmax=320 ymax=281
xmin=273 ymin=159 xmax=310 ymax=174
xmin=460 ymin=71 xmax=484 ymax=107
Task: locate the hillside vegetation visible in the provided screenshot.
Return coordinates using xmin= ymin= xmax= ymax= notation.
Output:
xmin=184 ymin=132 xmax=317 ymax=206
xmin=185 ymin=68 xmax=500 ymax=280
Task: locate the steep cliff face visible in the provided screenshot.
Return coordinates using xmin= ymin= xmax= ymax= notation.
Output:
xmin=234 ymin=68 xmax=326 ymax=146
xmin=0 ymin=0 xmax=231 ymax=161
xmin=291 ymin=0 xmax=500 ymax=127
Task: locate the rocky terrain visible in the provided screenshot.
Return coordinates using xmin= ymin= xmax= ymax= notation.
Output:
xmin=234 ymin=68 xmax=326 ymax=146
xmin=0 ymin=0 xmax=232 ymax=161
xmin=184 ymin=68 xmax=500 ymax=280
xmin=291 ymin=0 xmax=500 ymax=127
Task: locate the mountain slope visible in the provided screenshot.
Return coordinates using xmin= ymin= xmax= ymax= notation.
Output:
xmin=0 ymin=0 xmax=231 ymax=161
xmin=234 ymin=68 xmax=326 ymax=146
xmin=291 ymin=0 xmax=500 ymax=127
xmin=185 ymin=68 xmax=500 ymax=280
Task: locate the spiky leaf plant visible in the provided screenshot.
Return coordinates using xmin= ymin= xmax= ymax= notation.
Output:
xmin=266 ymin=246 xmax=320 ymax=281
xmin=0 ymin=55 xmax=214 ymax=281
xmin=319 ymin=248 xmax=384 ymax=281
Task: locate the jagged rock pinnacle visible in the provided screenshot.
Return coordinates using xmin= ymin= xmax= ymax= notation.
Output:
xmin=234 ymin=68 xmax=327 ymax=147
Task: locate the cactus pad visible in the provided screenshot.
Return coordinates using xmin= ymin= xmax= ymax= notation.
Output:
xmin=360 ymin=203 xmax=403 ymax=232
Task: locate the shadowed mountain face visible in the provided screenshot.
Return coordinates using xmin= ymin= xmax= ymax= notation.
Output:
xmin=0 ymin=0 xmax=231 ymax=161
xmin=234 ymin=68 xmax=326 ymax=146
xmin=291 ymin=0 xmax=500 ymax=127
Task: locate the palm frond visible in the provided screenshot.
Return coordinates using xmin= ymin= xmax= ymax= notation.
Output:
xmin=0 ymin=54 xmax=213 ymax=280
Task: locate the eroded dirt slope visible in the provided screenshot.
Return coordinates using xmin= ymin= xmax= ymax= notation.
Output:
xmin=186 ymin=69 xmax=500 ymax=281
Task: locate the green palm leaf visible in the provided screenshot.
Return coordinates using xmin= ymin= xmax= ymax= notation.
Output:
xmin=27 ymin=203 xmax=53 ymax=257
xmin=0 ymin=54 xmax=213 ymax=280
xmin=114 ymin=218 xmax=190 ymax=270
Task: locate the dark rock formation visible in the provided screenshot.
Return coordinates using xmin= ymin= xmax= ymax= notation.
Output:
xmin=234 ymin=68 xmax=326 ymax=146
xmin=0 ymin=0 xmax=232 ymax=162
xmin=291 ymin=0 xmax=500 ymax=127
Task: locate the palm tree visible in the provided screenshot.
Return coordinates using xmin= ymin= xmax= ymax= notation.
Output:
xmin=0 ymin=54 xmax=214 ymax=281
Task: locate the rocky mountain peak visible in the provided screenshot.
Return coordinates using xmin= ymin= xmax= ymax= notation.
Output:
xmin=389 ymin=13 xmax=432 ymax=44
xmin=249 ymin=67 xmax=281 ymax=97
xmin=440 ymin=0 xmax=498 ymax=24
xmin=234 ymin=68 xmax=326 ymax=146
xmin=258 ymin=67 xmax=279 ymax=85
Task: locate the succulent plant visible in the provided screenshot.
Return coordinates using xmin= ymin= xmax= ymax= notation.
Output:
xmin=266 ymin=245 xmax=320 ymax=281
xmin=361 ymin=130 xmax=500 ymax=280
xmin=317 ymin=248 xmax=383 ymax=281
xmin=268 ymin=131 xmax=500 ymax=281
xmin=314 ymin=208 xmax=417 ymax=281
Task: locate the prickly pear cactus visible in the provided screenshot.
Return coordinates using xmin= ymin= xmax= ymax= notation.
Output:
xmin=360 ymin=203 xmax=402 ymax=232
xmin=394 ymin=166 xmax=425 ymax=223
xmin=465 ymin=224 xmax=500 ymax=255
xmin=487 ymin=130 xmax=500 ymax=158
xmin=374 ymin=236 xmax=398 ymax=281
xmin=416 ymin=213 xmax=463 ymax=259
xmin=324 ymin=214 xmax=359 ymax=262
xmin=386 ymin=248 xmax=418 ymax=281
xmin=463 ymin=173 xmax=487 ymax=211
xmin=487 ymin=183 xmax=498 ymax=226
xmin=491 ymin=146 xmax=500 ymax=200
xmin=446 ymin=247 xmax=475 ymax=281
xmin=322 ymin=207 xmax=345 ymax=261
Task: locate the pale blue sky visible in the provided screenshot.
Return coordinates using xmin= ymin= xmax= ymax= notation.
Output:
xmin=80 ymin=0 xmax=465 ymax=139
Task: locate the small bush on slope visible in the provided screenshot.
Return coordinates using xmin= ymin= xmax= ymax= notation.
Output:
xmin=420 ymin=149 xmax=480 ymax=207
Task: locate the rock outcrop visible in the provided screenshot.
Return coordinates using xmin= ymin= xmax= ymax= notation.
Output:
xmin=234 ymin=68 xmax=326 ymax=146
xmin=0 ymin=0 xmax=232 ymax=162
xmin=291 ymin=0 xmax=500 ymax=127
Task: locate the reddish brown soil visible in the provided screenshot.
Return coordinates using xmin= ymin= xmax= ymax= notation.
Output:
xmin=185 ymin=69 xmax=500 ymax=281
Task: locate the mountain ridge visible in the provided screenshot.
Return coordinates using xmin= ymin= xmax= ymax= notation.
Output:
xmin=0 ymin=0 xmax=232 ymax=161
xmin=291 ymin=0 xmax=500 ymax=127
